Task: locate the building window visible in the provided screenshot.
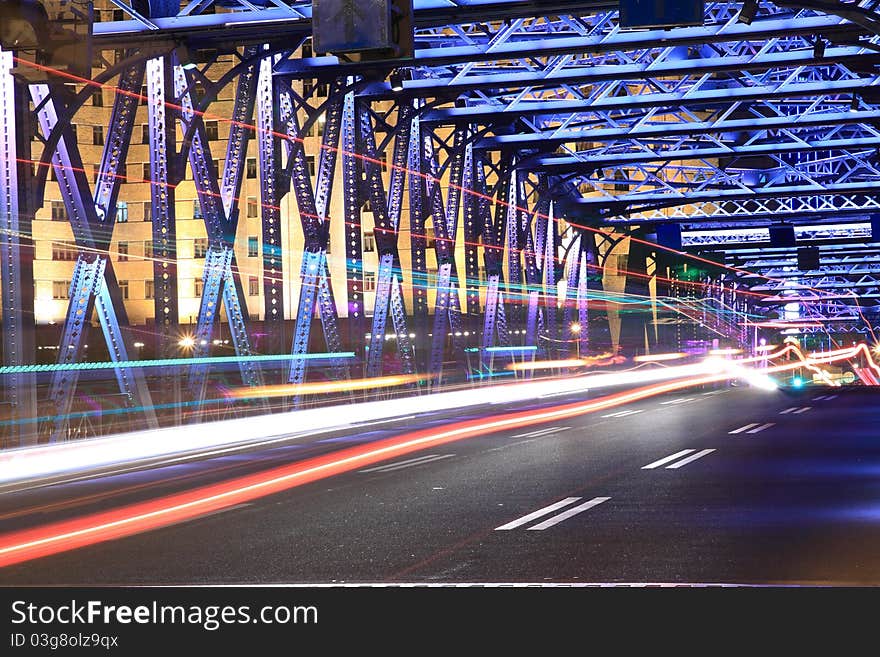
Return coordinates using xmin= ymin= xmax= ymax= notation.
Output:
xmin=92 ymin=88 xmax=103 ymax=107
xmin=247 ymin=197 xmax=258 ymax=218
xmin=246 ymin=158 xmax=257 ymax=179
xmin=364 ymin=271 xmax=376 ymax=292
xmin=140 ymin=84 xmax=148 ymax=106
xmin=194 ymin=83 xmax=207 ymax=102
xmin=143 ymin=240 xmax=154 ymax=258
xmin=193 ymin=199 xmax=203 ymax=219
xmin=52 ymin=280 xmax=70 ymax=300
xmin=363 ymin=198 xmax=372 ymax=213
xmin=317 ymin=83 xmax=328 ymax=97
xmin=51 ymin=201 xmax=66 ymax=221
xmin=306 ymin=155 xmax=315 ymax=177
xmin=212 ymin=159 xmax=220 ymax=178
xmin=115 ymin=201 xmax=128 ymax=223
xmin=92 ymin=126 xmax=104 ymax=146
xmin=114 ymin=49 xmax=126 ymax=65
xmin=205 ymin=120 xmax=219 ymax=141
xmin=248 ymin=276 xmax=259 ymax=296
xmin=142 ymin=162 xmax=151 ymax=182
xmin=302 ymin=79 xmax=313 ymax=97
xmin=112 ymin=8 xmax=124 ymax=21
xmin=194 ymin=278 xmax=204 ymax=297
xmin=118 ymin=280 xmax=129 ymax=299
xmin=145 ymin=279 xmax=155 ymax=300
xmin=117 ymin=241 xmax=129 ymax=261
xmin=247 ymin=236 xmax=259 ymax=257
xmin=193 ymin=238 xmax=208 ymax=259
xmin=363 ymin=231 xmax=375 ymax=253
xmin=142 ymin=124 xmax=150 ymax=144
xmin=143 ymin=202 xmax=152 ymax=223
xmin=52 ymin=241 xmax=77 ymax=261
xmin=380 ymin=154 xmax=387 ymax=172
xmin=302 ymin=41 xmax=312 ymax=58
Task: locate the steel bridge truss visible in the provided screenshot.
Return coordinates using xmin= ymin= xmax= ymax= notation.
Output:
xmin=7 ymin=1 xmax=880 ymax=441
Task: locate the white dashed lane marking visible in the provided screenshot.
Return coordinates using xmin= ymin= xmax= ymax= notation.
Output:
xmin=729 ymin=423 xmax=759 ymax=434
xmin=495 ymin=497 xmax=610 ymax=531
xmin=746 ymin=422 xmax=775 ymax=434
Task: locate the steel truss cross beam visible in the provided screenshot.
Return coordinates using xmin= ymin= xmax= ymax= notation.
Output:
xmin=174 ymin=52 xmax=265 ymax=405
xmin=30 ymin=78 xmax=157 ymax=442
xmin=277 ymin=79 xmax=349 ymax=396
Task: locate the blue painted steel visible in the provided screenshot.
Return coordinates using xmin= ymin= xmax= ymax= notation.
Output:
xmin=0 ymin=49 xmax=37 ymax=447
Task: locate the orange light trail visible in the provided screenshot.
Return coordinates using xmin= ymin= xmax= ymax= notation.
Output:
xmin=226 ymin=374 xmax=424 ymax=399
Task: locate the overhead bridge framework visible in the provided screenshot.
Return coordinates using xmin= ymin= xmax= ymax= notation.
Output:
xmin=3 ymin=0 xmax=880 ymax=446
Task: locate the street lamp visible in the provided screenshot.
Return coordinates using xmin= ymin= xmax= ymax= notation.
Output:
xmin=571 ymin=322 xmax=581 ymax=359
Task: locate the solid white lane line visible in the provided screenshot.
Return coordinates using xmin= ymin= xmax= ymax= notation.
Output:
xmin=814 ymin=395 xmax=828 ymax=401
xmin=495 ymin=497 xmax=582 ymax=531
xmin=665 ymin=448 xmax=716 ymax=469
xmin=642 ymin=449 xmax=695 ymax=470
xmin=793 ymin=406 xmax=812 ymax=414
xmin=527 ymin=497 xmax=612 ymax=531
xmin=746 ymin=423 xmax=775 ymax=434
xmin=660 ymin=397 xmax=695 ymax=405
xmin=779 ymin=407 xmax=798 ymax=415
xmin=359 ymin=454 xmax=452 ymax=473
xmin=825 ymin=394 xmax=838 ymax=400
xmin=728 ymin=423 xmax=759 ymax=434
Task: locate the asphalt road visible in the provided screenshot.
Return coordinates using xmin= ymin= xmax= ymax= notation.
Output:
xmin=2 ymin=384 xmax=880 ymax=585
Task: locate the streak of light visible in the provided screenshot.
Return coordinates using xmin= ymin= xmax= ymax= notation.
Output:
xmin=506 ymin=358 xmax=589 ymax=371
xmin=632 ymin=353 xmax=688 ymax=362
xmin=0 ymin=351 xmax=355 ymax=375
xmin=1 ymin=340 xmax=878 ymax=565
xmin=0 ymin=371 xmax=744 ymax=568
xmin=708 ymin=348 xmax=743 ymax=356
xmin=225 ymin=374 xmax=425 ymax=399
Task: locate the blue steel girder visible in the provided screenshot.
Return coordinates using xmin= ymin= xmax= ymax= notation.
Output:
xmin=277 ymin=80 xmax=349 ymax=385
xmin=422 ymin=127 xmax=467 ymax=377
xmin=341 ymin=86 xmax=366 ymax=362
xmin=289 ymin=250 xmax=320 ymax=388
xmin=175 ymin=56 xmax=264 ymax=397
xmin=1 ymin=48 xmax=37 ymax=447
xmin=358 ymin=44 xmax=878 ymax=101
xmin=93 ymin=2 xmax=623 ymax=47
xmin=422 ymin=78 xmax=880 ymax=126
xmin=145 ymin=56 xmax=179 ymax=358
xmin=31 ymin=82 xmax=158 ymax=438
xmin=257 ymin=52 xmax=285 ymax=349
xmin=220 ymin=45 xmax=262 ymax=223
xmin=94 ymin=62 xmax=144 ymax=220
xmin=279 ymin=12 xmax=863 ymax=81
xmin=357 ymin=100 xmax=416 ymax=376
xmin=407 ymin=110 xmax=430 ymax=365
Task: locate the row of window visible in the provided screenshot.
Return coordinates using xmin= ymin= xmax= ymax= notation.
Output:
xmin=48 ymin=197 xmax=262 ymax=223
xmin=51 ymin=277 xmax=265 ymax=300
xmin=50 ymin=231 xmax=373 ymax=262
